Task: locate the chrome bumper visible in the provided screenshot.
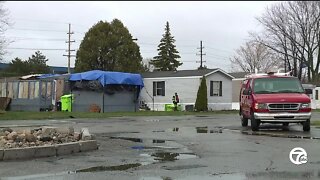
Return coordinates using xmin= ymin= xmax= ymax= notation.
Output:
xmin=254 ymin=112 xmax=311 ymax=122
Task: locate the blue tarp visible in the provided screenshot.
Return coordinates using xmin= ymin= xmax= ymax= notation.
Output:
xmin=69 ymin=70 xmax=144 ymax=88
xmin=38 ymin=74 xmax=62 ymax=79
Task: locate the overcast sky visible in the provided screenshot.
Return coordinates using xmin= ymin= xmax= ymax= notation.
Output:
xmin=2 ymin=1 xmax=278 ymax=72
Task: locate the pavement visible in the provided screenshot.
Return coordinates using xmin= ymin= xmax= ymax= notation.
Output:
xmin=0 ymin=113 xmax=320 ymax=180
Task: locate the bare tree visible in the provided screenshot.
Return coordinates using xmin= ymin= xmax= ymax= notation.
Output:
xmin=0 ymin=1 xmax=10 ymax=61
xmin=230 ymin=40 xmax=280 ymax=73
xmin=254 ymin=1 xmax=320 ymax=83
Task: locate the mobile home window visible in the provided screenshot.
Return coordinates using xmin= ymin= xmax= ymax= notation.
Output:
xmin=210 ymin=81 xmax=222 ymax=96
xmin=316 ymin=90 xmax=319 ymax=100
xmin=153 ymin=81 xmax=165 ymax=96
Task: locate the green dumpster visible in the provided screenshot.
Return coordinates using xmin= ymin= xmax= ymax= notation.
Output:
xmin=165 ymin=104 xmax=182 ymax=111
xmin=61 ymin=94 xmax=74 ymax=112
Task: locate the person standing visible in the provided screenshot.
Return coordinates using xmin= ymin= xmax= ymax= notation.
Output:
xmin=173 ymin=92 xmax=179 ymax=111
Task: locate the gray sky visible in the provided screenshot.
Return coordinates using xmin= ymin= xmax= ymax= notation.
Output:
xmin=2 ymin=1 xmax=278 ymax=72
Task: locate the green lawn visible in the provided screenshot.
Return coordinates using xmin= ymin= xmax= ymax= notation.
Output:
xmin=0 ymin=110 xmax=238 ymax=120
xmin=311 ymin=120 xmax=320 ymax=127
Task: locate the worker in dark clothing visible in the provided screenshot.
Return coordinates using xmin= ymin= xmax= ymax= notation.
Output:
xmin=172 ymin=92 xmax=179 ymax=111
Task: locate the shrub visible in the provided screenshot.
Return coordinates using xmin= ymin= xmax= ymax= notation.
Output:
xmin=195 ymin=76 xmax=208 ymax=111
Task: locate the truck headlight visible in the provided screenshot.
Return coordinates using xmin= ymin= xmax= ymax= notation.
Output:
xmin=300 ymin=103 xmax=310 ymax=108
xmin=254 ymin=103 xmax=267 ymax=109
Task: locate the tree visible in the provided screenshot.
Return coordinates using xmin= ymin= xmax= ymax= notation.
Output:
xmin=27 ymin=51 xmax=50 ymax=74
xmin=75 ymin=19 xmax=144 ymax=73
xmin=5 ymin=57 xmax=29 ymax=76
xmin=195 ymin=76 xmax=208 ymax=112
xmin=253 ymin=1 xmax=320 ymax=83
xmin=0 ymin=2 xmax=10 ymax=61
xmin=230 ymin=40 xmax=280 ymax=73
xmin=151 ymin=21 xmax=182 ymax=71
xmin=6 ymin=51 xmax=50 ymax=76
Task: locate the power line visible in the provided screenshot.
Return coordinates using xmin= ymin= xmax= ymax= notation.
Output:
xmin=7 ymin=36 xmax=83 ymax=42
xmin=13 ymin=18 xmax=69 ymax=25
xmin=8 ymin=27 xmax=68 ymax=33
xmin=5 ymin=47 xmax=67 ymax=51
xmin=206 ymin=46 xmax=234 ymax=53
xmin=206 ymin=53 xmax=230 ymax=59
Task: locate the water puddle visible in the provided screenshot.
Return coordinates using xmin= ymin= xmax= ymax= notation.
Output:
xmin=241 ymin=131 xmax=320 ymax=140
xmin=110 ymin=137 xmax=169 ymax=144
xmin=110 ymin=137 xmax=143 ymax=142
xmin=163 ymin=164 xmax=207 ymax=170
xmin=140 ymin=171 xmax=320 ymax=180
xmin=153 ymin=130 xmax=165 ymax=133
xmin=140 ymin=152 xmax=197 ymax=163
xmin=170 ymin=126 xmax=223 ymax=134
xmin=76 ymin=163 xmax=141 ymax=173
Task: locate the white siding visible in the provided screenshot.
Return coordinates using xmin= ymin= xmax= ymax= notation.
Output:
xmin=140 ymin=77 xmax=200 ymax=111
xmin=206 ymin=72 xmax=232 ymax=110
xmin=140 ymin=71 xmax=232 ymax=111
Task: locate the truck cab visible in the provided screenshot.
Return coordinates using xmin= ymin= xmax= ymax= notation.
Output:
xmin=239 ymin=72 xmax=312 ymax=131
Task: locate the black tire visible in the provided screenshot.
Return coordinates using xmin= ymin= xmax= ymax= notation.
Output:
xmin=241 ymin=111 xmax=248 ymax=127
xmin=303 ymin=119 xmax=310 ymax=132
xmin=282 ymin=123 xmax=289 ymax=131
xmin=251 ymin=112 xmax=260 ymax=131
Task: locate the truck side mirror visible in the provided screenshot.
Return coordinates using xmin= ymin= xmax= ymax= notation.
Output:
xmin=243 ymin=89 xmax=252 ymax=95
xmin=305 ymin=89 xmax=312 ymax=95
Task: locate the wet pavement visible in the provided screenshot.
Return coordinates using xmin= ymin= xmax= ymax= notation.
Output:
xmin=0 ymin=113 xmax=320 ymax=179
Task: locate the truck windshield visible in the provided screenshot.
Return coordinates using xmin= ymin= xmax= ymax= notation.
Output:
xmin=253 ymin=77 xmax=304 ymax=94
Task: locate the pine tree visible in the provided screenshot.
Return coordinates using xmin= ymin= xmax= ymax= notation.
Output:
xmin=195 ymin=76 xmax=208 ymax=111
xmin=151 ymin=21 xmax=182 ymax=71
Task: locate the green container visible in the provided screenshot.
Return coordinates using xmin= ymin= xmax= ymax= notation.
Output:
xmin=61 ymin=94 xmax=74 ymax=112
xmin=165 ymin=104 xmax=182 ymax=111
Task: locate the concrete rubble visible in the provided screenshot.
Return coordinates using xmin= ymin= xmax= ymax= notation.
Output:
xmin=0 ymin=126 xmax=93 ymax=149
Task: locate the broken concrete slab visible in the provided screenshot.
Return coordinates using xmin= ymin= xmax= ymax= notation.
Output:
xmin=56 ymin=126 xmax=74 ymax=135
xmin=79 ymin=140 xmax=98 ymax=152
xmin=41 ymin=126 xmax=57 ymax=136
xmin=80 ymin=128 xmax=92 ymax=140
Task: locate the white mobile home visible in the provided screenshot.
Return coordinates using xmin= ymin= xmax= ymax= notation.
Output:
xmin=229 ymin=72 xmax=248 ymax=110
xmin=140 ymin=69 xmax=234 ymax=111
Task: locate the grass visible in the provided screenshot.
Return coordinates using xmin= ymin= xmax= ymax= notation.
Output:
xmin=311 ymin=120 xmax=320 ymax=127
xmin=0 ymin=110 xmax=238 ymax=120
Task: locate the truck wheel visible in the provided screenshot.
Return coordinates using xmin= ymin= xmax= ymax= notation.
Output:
xmin=283 ymin=123 xmax=289 ymax=126
xmin=282 ymin=123 xmax=289 ymax=131
xmin=303 ymin=119 xmax=310 ymax=132
xmin=251 ymin=113 xmax=260 ymax=131
xmin=241 ymin=112 xmax=248 ymax=127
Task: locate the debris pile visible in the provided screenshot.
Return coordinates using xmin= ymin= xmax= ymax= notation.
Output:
xmin=0 ymin=126 xmax=93 ymax=149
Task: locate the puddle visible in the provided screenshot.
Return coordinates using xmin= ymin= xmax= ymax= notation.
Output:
xmin=241 ymin=131 xmax=320 ymax=140
xmin=110 ymin=137 xmax=143 ymax=142
xmin=0 ymin=171 xmax=75 ymax=180
xmin=76 ymin=163 xmax=141 ymax=173
xmin=153 ymin=130 xmax=165 ymax=133
xmin=171 ymin=127 xmax=223 ymax=134
xmin=110 ymin=137 xmax=168 ymax=144
xmin=140 ymin=171 xmax=320 ymax=180
xmin=163 ymin=164 xmax=207 ymax=170
xmin=153 ymin=140 xmax=166 ymax=143
xmin=140 ymin=152 xmax=197 ymax=163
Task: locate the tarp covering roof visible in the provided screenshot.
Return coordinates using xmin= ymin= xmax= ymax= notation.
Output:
xmin=69 ymin=70 xmax=144 ymax=88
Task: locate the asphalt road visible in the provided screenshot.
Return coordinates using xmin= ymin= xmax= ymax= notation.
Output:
xmin=0 ymin=113 xmax=320 ymax=180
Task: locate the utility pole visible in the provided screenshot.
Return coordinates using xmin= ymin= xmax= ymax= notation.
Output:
xmin=196 ymin=40 xmax=206 ymax=69
xmin=63 ymin=23 xmax=76 ymax=74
